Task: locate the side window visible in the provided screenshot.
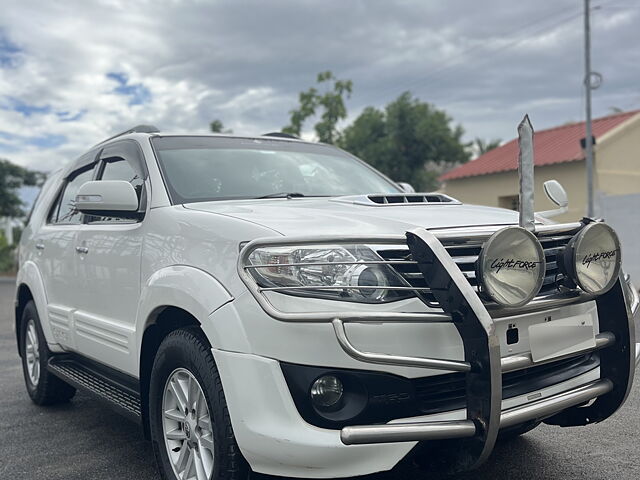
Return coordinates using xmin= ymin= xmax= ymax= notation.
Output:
xmin=49 ymin=168 xmax=95 ymax=225
xmin=101 ymin=157 xmax=144 ymax=194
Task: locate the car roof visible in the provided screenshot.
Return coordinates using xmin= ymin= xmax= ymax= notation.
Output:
xmin=64 ymin=131 xmax=331 ymax=178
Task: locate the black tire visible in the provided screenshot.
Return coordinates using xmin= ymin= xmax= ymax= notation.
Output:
xmin=497 ymin=420 xmax=541 ymax=441
xmin=149 ymin=327 xmax=248 ymax=480
xmin=20 ymin=300 xmax=76 ymax=405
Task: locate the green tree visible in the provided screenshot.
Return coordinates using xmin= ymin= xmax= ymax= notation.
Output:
xmin=0 ymin=158 xmax=43 ymax=218
xmin=472 ymin=137 xmax=501 ymax=156
xmin=339 ymin=92 xmax=470 ymax=191
xmin=210 ymin=119 xmax=232 ymax=134
xmin=0 ymin=233 xmax=14 ymax=272
xmin=283 ymin=71 xmax=353 ymax=144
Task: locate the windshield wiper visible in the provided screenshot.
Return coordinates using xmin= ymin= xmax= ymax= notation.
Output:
xmin=257 ymin=192 xmax=307 ymax=199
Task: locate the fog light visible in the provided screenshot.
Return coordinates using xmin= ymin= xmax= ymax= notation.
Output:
xmin=310 ymin=375 xmax=343 ymax=408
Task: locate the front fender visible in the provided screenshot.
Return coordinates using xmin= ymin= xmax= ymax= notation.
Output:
xmin=135 ymin=265 xmax=234 ymax=369
xmin=16 ymin=261 xmax=60 ymax=351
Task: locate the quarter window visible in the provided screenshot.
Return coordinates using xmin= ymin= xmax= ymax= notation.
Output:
xmin=50 ymin=168 xmax=95 ymax=224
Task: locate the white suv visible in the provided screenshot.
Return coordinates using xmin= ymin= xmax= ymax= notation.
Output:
xmin=15 ymin=126 xmax=640 ymax=479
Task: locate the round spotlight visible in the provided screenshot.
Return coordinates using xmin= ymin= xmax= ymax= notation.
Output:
xmin=310 ymin=375 xmax=343 ymax=408
xmin=477 ymin=226 xmax=545 ymax=307
xmin=564 ymin=222 xmax=621 ymax=295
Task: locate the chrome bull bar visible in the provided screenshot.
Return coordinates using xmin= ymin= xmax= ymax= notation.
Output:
xmin=237 ymin=225 xmax=636 ymax=472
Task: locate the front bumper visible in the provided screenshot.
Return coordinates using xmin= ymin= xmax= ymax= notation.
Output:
xmin=212 ymin=346 xmax=631 ymax=479
xmin=229 ymin=226 xmax=637 ymax=477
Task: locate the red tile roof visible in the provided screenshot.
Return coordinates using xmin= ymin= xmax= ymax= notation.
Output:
xmin=440 ymin=110 xmax=640 ymax=181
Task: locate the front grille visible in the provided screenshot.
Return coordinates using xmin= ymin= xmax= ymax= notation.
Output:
xmin=377 ymin=232 xmax=575 ymax=305
xmin=412 ymin=352 xmax=599 ymax=415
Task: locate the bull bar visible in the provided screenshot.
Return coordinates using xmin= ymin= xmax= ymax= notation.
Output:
xmin=238 ymin=222 xmax=637 ymax=472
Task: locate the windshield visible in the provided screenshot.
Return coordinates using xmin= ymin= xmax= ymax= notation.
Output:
xmin=151 ymin=136 xmax=400 ymax=204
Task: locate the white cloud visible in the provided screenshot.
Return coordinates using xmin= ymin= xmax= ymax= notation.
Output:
xmin=0 ymin=0 xmax=637 ymax=172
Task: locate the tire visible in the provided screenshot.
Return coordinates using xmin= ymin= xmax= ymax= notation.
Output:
xmin=497 ymin=420 xmax=541 ymax=441
xmin=149 ymin=327 xmax=248 ymax=480
xmin=20 ymin=300 xmax=76 ymax=405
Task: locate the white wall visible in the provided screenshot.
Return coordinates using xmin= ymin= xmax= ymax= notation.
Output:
xmin=596 ymin=193 xmax=640 ymax=284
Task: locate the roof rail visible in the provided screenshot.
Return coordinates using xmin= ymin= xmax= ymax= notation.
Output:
xmin=94 ymin=124 xmax=160 ymax=147
xmin=262 ymin=132 xmax=299 ymax=140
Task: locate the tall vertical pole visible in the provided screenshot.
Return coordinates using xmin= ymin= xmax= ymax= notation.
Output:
xmin=584 ymin=0 xmax=594 ymax=217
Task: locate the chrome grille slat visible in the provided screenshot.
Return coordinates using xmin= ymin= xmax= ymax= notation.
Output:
xmin=378 ymin=230 xmax=575 ymax=307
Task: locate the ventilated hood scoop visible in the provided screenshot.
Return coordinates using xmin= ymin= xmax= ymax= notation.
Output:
xmin=332 ymin=193 xmax=460 ymax=206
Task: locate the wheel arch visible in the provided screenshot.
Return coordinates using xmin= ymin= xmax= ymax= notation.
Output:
xmin=15 ymin=283 xmax=34 ymax=356
xmin=15 ymin=261 xmax=52 ymax=356
xmin=136 ymin=266 xmax=233 ymax=438
xmin=139 ymin=306 xmax=207 ymax=439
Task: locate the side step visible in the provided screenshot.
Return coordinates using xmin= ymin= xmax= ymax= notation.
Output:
xmin=48 ymin=355 xmax=142 ymax=423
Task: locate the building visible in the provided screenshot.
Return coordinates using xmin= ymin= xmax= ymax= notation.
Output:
xmin=440 ymin=109 xmax=640 ymax=282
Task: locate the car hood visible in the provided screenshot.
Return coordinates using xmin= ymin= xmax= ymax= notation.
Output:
xmin=183 ymin=196 xmax=523 ymax=237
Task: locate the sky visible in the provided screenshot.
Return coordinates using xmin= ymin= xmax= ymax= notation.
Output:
xmin=0 ymin=0 xmax=638 ymax=174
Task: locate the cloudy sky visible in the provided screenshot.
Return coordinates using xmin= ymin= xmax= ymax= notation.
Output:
xmin=0 ymin=0 xmax=638 ymax=172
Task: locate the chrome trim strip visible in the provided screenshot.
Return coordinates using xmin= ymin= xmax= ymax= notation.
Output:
xmin=340 ymin=379 xmax=613 ymax=445
xmin=332 ymin=319 xmax=472 ymax=372
xmin=245 ymin=260 xmax=418 ymax=268
xmin=341 ymin=420 xmax=477 ymax=445
xmin=635 ymin=343 xmax=640 ymax=366
xmin=429 ymin=222 xmax=582 ymax=242
xmin=258 ymin=285 xmax=432 ymax=293
xmin=500 ymin=378 xmax=613 ymax=429
xmin=487 ymin=290 xmax=596 ymax=318
xmin=501 ymin=332 xmax=615 ymax=373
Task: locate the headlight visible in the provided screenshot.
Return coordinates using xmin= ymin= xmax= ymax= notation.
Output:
xmin=247 ymin=244 xmax=412 ymax=303
xmin=476 ymin=226 xmax=545 ymax=307
xmin=564 ymin=222 xmax=621 ymax=295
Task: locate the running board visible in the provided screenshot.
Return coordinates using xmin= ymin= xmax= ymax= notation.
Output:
xmin=48 ymin=355 xmax=142 ymax=423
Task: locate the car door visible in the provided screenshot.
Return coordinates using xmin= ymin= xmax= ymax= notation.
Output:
xmin=73 ymin=141 xmax=147 ymax=374
xmin=36 ymin=162 xmax=97 ymax=351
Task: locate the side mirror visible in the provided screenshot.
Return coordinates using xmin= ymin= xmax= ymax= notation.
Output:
xmin=543 ymin=180 xmax=568 ymax=208
xmin=536 ymin=180 xmax=569 ymax=219
xmin=76 ymin=180 xmax=140 ymax=217
xmin=397 ymin=182 xmax=415 ymax=193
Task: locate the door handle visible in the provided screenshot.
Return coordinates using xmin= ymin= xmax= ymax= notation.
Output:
xmin=75 ymin=246 xmax=89 ymax=254
xmin=35 ymin=243 xmax=45 ymax=250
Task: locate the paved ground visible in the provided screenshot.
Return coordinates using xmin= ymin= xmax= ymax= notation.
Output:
xmin=1 ymin=277 xmax=639 ymax=479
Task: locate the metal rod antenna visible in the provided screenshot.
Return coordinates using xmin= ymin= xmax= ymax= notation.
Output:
xmin=584 ymin=0 xmax=594 ymax=217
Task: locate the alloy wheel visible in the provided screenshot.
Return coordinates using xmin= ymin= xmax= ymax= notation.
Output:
xmin=162 ymin=368 xmax=215 ymax=480
xmin=24 ymin=319 xmax=40 ymax=386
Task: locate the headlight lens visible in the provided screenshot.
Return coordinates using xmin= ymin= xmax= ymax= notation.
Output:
xmin=247 ymin=244 xmax=411 ymax=303
xmin=477 ymin=226 xmax=545 ymax=307
xmin=565 ymin=222 xmax=621 ymax=295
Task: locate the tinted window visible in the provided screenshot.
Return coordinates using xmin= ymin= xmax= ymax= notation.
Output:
xmin=152 ymin=136 xmax=400 ymax=204
xmin=50 ymin=168 xmax=94 ymax=224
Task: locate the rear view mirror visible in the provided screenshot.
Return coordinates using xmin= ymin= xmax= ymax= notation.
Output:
xmin=543 ymin=180 xmax=568 ymax=208
xmin=536 ymin=180 xmax=569 ymax=219
xmin=397 ymin=182 xmax=415 ymax=193
xmin=76 ymin=180 xmax=140 ymax=217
